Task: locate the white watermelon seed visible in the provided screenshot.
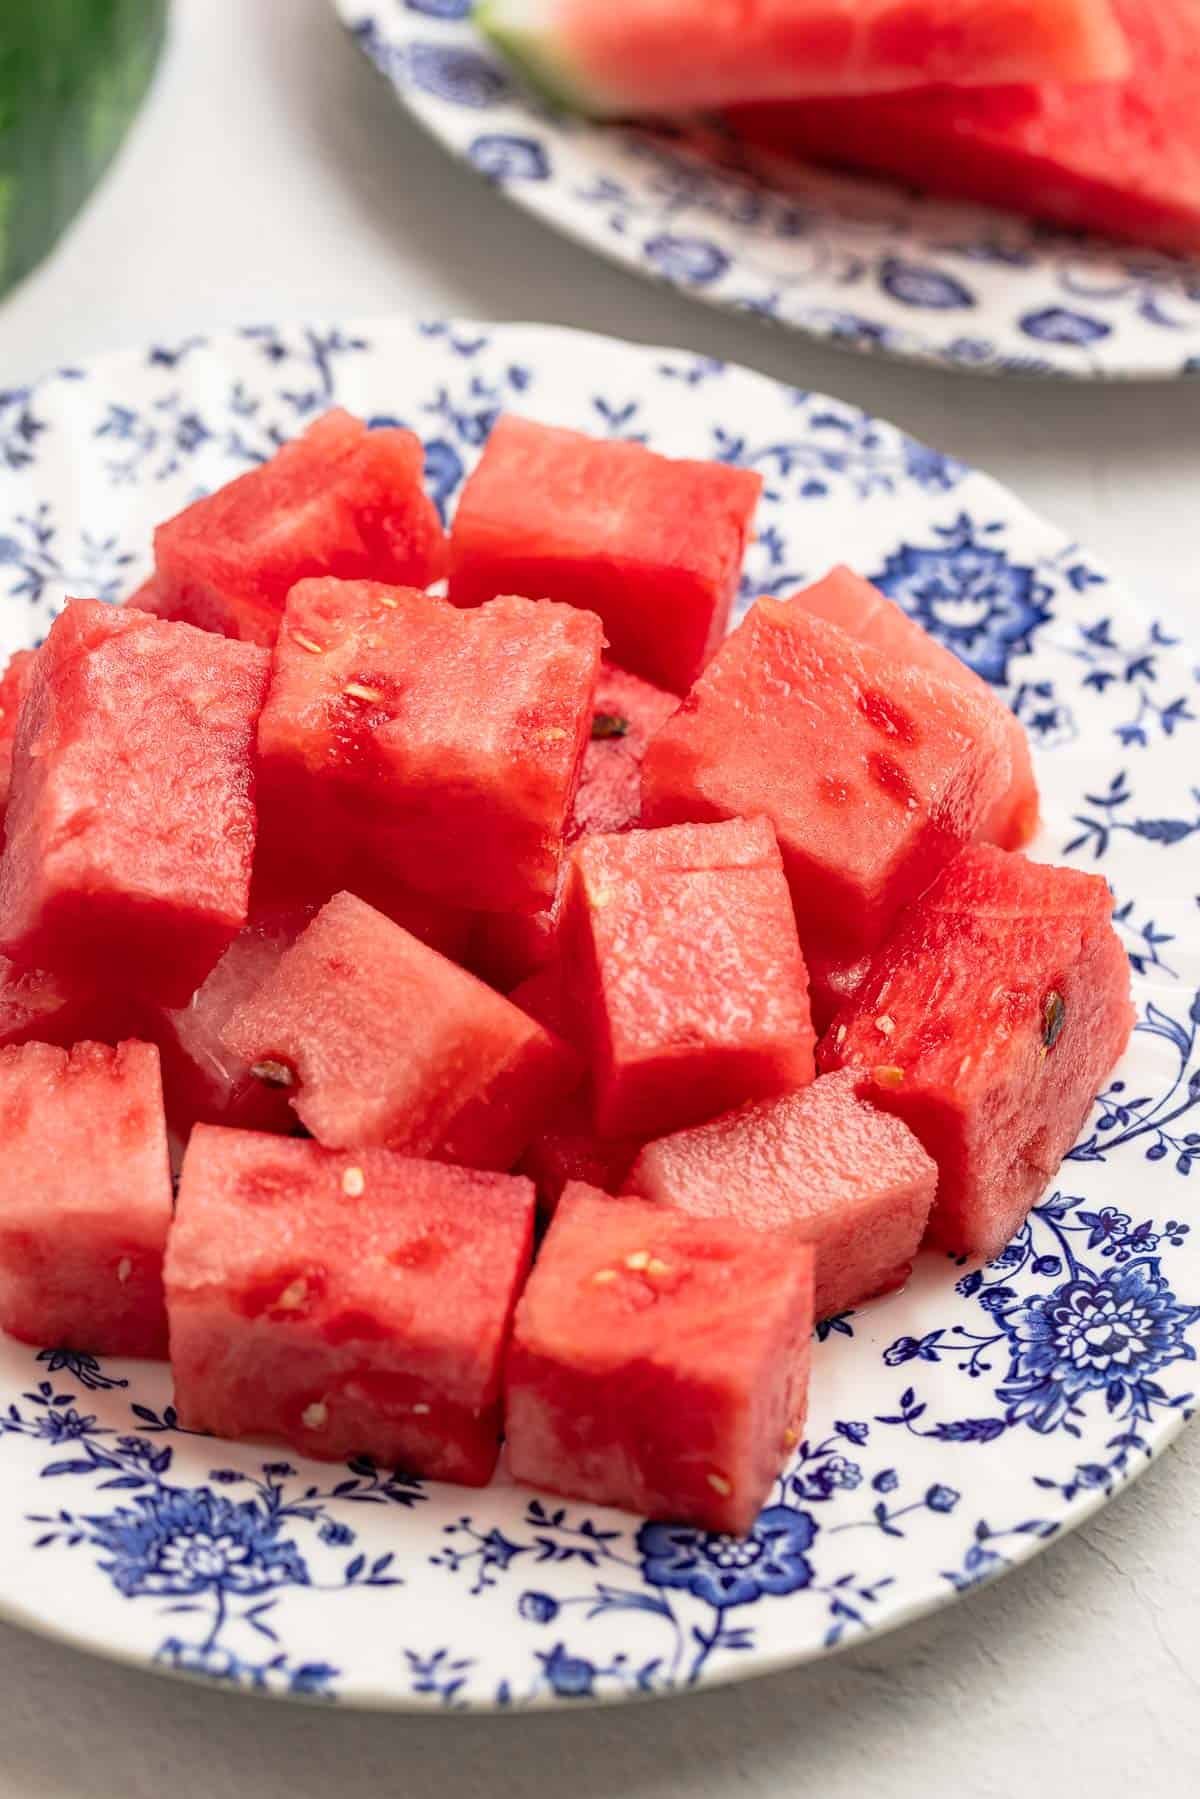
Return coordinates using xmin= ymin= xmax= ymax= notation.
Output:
xmin=276 ymin=1277 xmax=309 ymax=1311
xmin=875 ymin=1014 xmax=895 ymax=1037
xmin=116 ymin=1258 xmax=132 ymax=1285
xmin=412 ymin=1403 xmax=431 ymax=1416
xmin=592 ymin=1268 xmax=618 ymax=1285
xmin=292 ymin=633 xmax=324 ymax=655
xmin=645 ymin=1257 xmax=671 ymax=1277
xmin=301 ymin=1402 xmax=328 ymax=1430
xmin=625 ymin=1250 xmax=651 ymax=1271
xmin=341 ymin=1165 xmax=365 ymax=1198
xmin=343 ymin=681 xmax=383 ymax=703
xmin=706 ymin=1473 xmax=732 ymax=1496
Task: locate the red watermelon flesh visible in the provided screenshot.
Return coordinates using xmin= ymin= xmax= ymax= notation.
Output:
xmin=0 ymin=648 xmax=35 ymax=845
xmin=0 ymin=1041 xmax=172 ymax=1357
xmin=481 ymin=0 xmax=1129 ymax=115
xmin=729 ymin=2 xmax=1200 ymax=258
xmin=448 ymin=414 xmax=762 ymax=695
xmin=257 ymin=579 xmax=602 ymax=917
xmin=223 ymin=891 xmax=578 ymax=1165
xmin=0 ymin=956 xmax=141 ymax=1054
xmin=167 ymin=1128 xmax=535 ymax=1483
xmin=0 ymin=602 xmax=269 ymax=1006
xmin=505 ymin=1183 xmax=814 ymax=1535
xmin=626 ymin=1068 xmax=937 ymax=1319
xmin=152 ymin=410 xmax=447 ymax=645
xmin=641 ymin=597 xmax=1011 ymax=973
xmin=790 ymin=567 xmax=1038 ymax=851
xmin=563 ymin=815 xmax=816 ymax=1141
xmin=818 ymin=845 xmax=1134 ymax=1261
xmin=473 ymin=660 xmax=679 ymax=989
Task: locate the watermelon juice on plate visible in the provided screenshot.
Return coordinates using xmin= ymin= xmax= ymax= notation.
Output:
xmin=0 ymin=321 xmax=1193 ymax=1710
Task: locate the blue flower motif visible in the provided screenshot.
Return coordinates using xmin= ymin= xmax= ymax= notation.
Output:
xmin=901 ymin=437 xmax=967 ymax=494
xmin=879 ymin=258 xmax=974 ymax=311
xmin=319 ymin=1521 xmax=355 ymax=1548
xmin=643 ymin=235 xmax=730 ymax=287
xmin=32 ymin=1408 xmax=98 ymax=1442
xmin=871 ymin=514 xmax=1053 ymax=685
xmin=468 ymin=134 xmax=550 ymax=183
xmin=873 ymin=1469 xmax=900 ymax=1494
xmin=539 ymin=1643 xmax=595 ymax=1699
xmin=998 ymin=1260 xmax=1200 ymax=1432
xmin=405 ymin=0 xmax=470 ymax=14
xmin=406 ymin=43 xmax=510 ymax=108
xmin=638 ymin=1505 xmax=816 ymax=1609
xmin=1020 ymin=307 xmax=1112 ymax=347
xmin=801 ymin=1454 xmax=863 ymax=1499
xmin=422 ymin=436 xmax=465 ymax=513
xmin=519 ymin=1590 xmax=560 ymax=1624
xmin=86 ymin=1488 xmax=310 ymax=1598
xmin=925 ymin=1485 xmax=960 ymax=1515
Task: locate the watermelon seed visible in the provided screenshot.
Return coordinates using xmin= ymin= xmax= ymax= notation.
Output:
xmin=645 ymin=1257 xmax=671 ymax=1277
xmin=341 ymin=1165 xmax=365 ymax=1198
xmin=873 ymin=1065 xmax=905 ymax=1089
xmin=834 ymin=1025 xmax=847 ymax=1049
xmin=292 ymin=633 xmax=325 ymax=655
xmin=276 ymin=1277 xmax=310 ymax=1312
xmin=625 ymin=1250 xmax=651 ymax=1271
xmin=252 ymin=1058 xmax=295 ymax=1089
xmin=874 ymin=1014 xmax=895 ymax=1038
xmin=706 ymin=1473 xmax=732 ymax=1496
xmin=1042 ymin=990 xmax=1067 ymax=1054
xmin=591 ymin=1269 xmax=618 ymax=1285
xmin=116 ymin=1258 xmax=132 ymax=1285
xmin=376 ymin=594 xmax=398 ymax=609
xmin=344 ymin=681 xmax=384 ymax=703
xmin=301 ymin=1402 xmax=328 ymax=1430
xmin=591 ymin=712 xmax=630 ymax=740
xmin=783 ymin=1428 xmax=799 ymax=1450
xmin=412 ymin=1403 xmax=431 ymax=1415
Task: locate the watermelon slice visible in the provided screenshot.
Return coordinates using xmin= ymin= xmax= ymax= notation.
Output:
xmin=0 ymin=601 xmax=269 ymax=1006
xmin=480 ymin=0 xmax=1129 ymax=115
xmin=730 ymin=2 xmax=1200 ymax=257
xmin=473 ymin=659 xmax=679 ymax=989
xmin=0 ymin=1041 xmax=172 ymax=1357
xmin=626 ymin=1068 xmax=937 ymax=1319
xmin=256 ymin=578 xmax=602 ymax=916
xmin=505 ymin=1183 xmax=815 ymax=1535
xmin=641 ymin=597 xmax=1011 ymax=978
xmin=790 ymin=567 xmax=1038 ymax=851
xmin=562 ymin=816 xmax=816 ymax=1141
xmin=448 ymin=414 xmax=762 ymax=695
xmin=819 ymin=845 xmax=1134 ymax=1261
xmin=0 ymin=648 xmax=34 ymax=846
xmin=167 ymin=1128 xmax=535 ymax=1482
xmin=152 ymin=410 xmax=447 ymax=645
xmin=223 ymin=890 xmax=578 ymax=1165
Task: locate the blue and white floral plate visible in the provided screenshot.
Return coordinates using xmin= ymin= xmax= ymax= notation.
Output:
xmin=337 ymin=1 xmax=1200 ymax=380
xmin=0 ymin=318 xmax=1197 ymax=1710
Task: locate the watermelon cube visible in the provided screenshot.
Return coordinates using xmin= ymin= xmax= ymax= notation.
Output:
xmin=819 ymin=845 xmax=1135 ymax=1261
xmin=0 ymin=601 xmax=269 ymax=1006
xmin=473 ymin=659 xmax=679 ymax=989
xmin=505 ymin=1183 xmax=814 ymax=1534
xmin=641 ymin=597 xmax=1010 ymax=978
xmin=167 ymin=1128 xmax=535 ymax=1482
xmin=562 ymin=816 xmax=816 ymax=1140
xmin=0 ymin=648 xmax=35 ymax=846
xmin=789 ymin=567 xmax=1038 ymax=851
xmin=152 ymin=410 xmax=447 ymax=644
xmin=0 ymin=1041 xmax=172 ymax=1357
xmin=626 ymin=1069 xmax=937 ymax=1320
xmin=448 ymin=415 xmax=762 ymax=695
xmin=256 ymin=579 xmax=603 ymax=916
xmin=223 ymin=890 xmax=578 ymax=1165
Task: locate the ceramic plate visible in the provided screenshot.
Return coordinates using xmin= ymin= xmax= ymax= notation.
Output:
xmin=0 ymin=318 xmax=1197 ymax=1711
xmin=335 ymin=1 xmax=1200 ymax=380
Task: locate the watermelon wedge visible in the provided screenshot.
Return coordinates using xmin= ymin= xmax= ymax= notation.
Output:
xmin=167 ymin=1128 xmax=535 ymax=1482
xmin=0 ymin=648 xmax=34 ymax=846
xmin=153 ymin=411 xmax=447 ymax=645
xmin=819 ymin=845 xmax=1134 ymax=1261
xmin=480 ymin=0 xmax=1129 ymax=115
xmin=505 ymin=1183 xmax=815 ymax=1535
xmin=448 ymin=415 xmax=762 ymax=695
xmin=626 ymin=1069 xmax=937 ymax=1319
xmin=790 ymin=567 xmax=1038 ymax=851
xmin=0 ymin=601 xmax=269 ymax=1006
xmin=641 ymin=596 xmax=1011 ymax=977
xmin=0 ymin=1041 xmax=172 ymax=1358
xmin=730 ymin=1 xmax=1200 ymax=258
xmin=223 ymin=891 xmax=578 ymax=1166
xmin=563 ymin=816 xmax=816 ymax=1140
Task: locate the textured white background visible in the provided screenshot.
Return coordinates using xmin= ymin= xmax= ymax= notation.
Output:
xmin=1 ymin=1 xmax=1198 ymax=1791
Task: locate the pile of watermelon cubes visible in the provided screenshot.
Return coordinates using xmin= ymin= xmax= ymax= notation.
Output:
xmin=0 ymin=410 xmax=1134 ymax=1538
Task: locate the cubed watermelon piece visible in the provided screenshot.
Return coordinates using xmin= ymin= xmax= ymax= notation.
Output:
xmin=626 ymin=1068 xmax=937 ymax=1319
xmin=506 ymin=1183 xmax=814 ymax=1534
xmin=0 ymin=648 xmax=35 ymax=845
xmin=152 ymin=908 xmax=310 ymax=1139
xmin=152 ymin=410 xmax=447 ymax=644
xmin=481 ymin=0 xmax=1129 ymax=114
xmin=790 ymin=567 xmax=1038 ymax=851
xmin=0 ymin=1041 xmax=172 ymax=1357
xmin=448 ymin=415 xmax=762 ymax=695
xmin=819 ymin=845 xmax=1134 ymax=1260
xmin=641 ymin=597 xmax=1010 ymax=974
xmin=167 ymin=1128 xmax=535 ymax=1482
xmin=223 ymin=891 xmax=578 ymax=1165
xmin=473 ymin=659 xmax=679 ymax=989
xmin=563 ymin=816 xmax=816 ymax=1140
xmin=730 ymin=3 xmax=1199 ymax=258
xmin=256 ymin=579 xmax=602 ymax=917
xmin=0 ymin=601 xmax=269 ymax=1005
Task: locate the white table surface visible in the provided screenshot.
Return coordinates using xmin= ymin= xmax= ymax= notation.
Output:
xmin=1 ymin=2 xmax=1198 ymax=1792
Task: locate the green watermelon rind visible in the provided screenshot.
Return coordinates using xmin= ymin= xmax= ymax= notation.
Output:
xmin=475 ymin=0 xmax=612 ymax=115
